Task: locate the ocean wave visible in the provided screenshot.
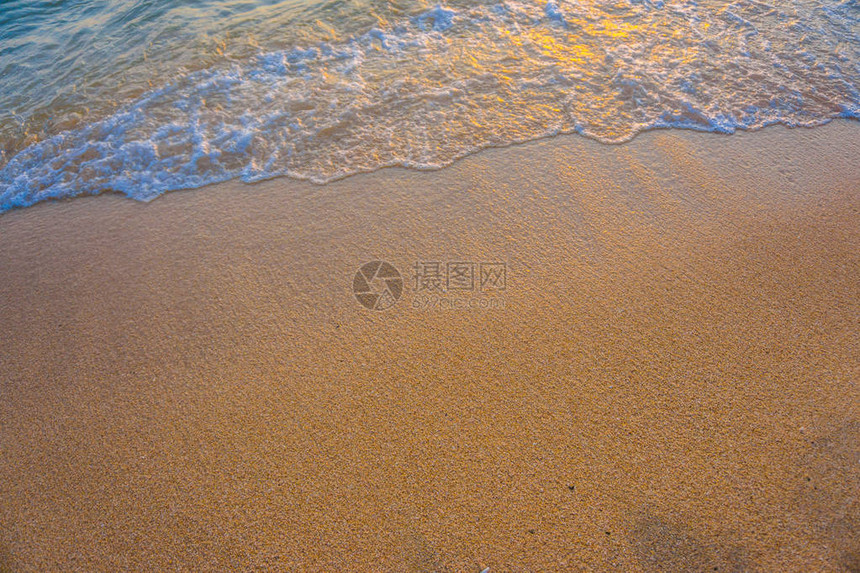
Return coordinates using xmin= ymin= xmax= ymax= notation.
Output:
xmin=1 ymin=0 xmax=858 ymax=211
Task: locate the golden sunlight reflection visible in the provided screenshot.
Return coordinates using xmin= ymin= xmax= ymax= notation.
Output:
xmin=1 ymin=0 xmax=856 ymax=204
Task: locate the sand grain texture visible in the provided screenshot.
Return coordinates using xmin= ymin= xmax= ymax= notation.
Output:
xmin=0 ymin=122 xmax=858 ymax=572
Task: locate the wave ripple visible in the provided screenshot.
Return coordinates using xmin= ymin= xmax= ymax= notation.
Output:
xmin=1 ymin=0 xmax=858 ymax=210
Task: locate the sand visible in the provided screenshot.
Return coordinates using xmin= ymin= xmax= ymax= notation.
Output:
xmin=0 ymin=121 xmax=858 ymax=572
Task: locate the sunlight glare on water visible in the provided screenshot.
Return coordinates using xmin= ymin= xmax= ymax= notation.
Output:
xmin=0 ymin=0 xmax=857 ymax=210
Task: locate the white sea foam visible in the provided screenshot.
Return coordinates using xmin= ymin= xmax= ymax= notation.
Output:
xmin=1 ymin=0 xmax=858 ymax=211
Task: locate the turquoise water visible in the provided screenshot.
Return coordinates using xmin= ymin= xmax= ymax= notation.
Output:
xmin=1 ymin=0 xmax=858 ymax=211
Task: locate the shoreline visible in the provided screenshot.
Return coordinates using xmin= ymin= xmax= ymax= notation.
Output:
xmin=1 ymin=121 xmax=858 ymax=571
xmin=2 ymin=117 xmax=858 ymax=215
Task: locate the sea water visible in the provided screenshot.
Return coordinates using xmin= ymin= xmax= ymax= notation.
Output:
xmin=0 ymin=0 xmax=857 ymax=211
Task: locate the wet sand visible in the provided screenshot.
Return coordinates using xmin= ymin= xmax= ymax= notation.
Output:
xmin=0 ymin=122 xmax=858 ymax=572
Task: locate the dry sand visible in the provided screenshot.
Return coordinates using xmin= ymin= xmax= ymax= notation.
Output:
xmin=0 ymin=122 xmax=858 ymax=572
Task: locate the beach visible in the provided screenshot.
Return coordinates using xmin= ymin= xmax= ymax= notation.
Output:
xmin=0 ymin=121 xmax=858 ymax=571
